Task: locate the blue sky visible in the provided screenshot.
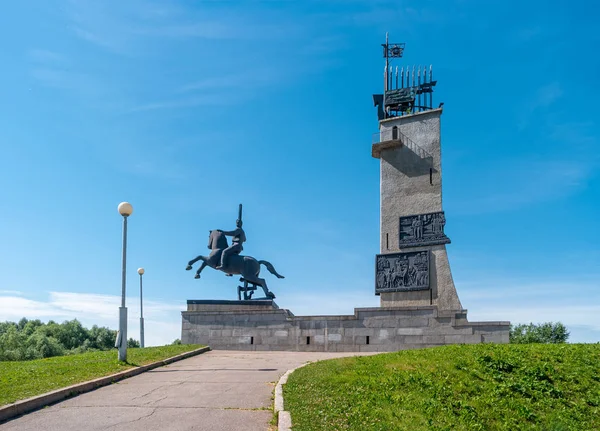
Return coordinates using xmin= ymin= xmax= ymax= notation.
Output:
xmin=0 ymin=0 xmax=598 ymax=345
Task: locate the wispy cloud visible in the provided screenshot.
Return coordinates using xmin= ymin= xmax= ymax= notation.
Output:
xmin=533 ymin=82 xmax=563 ymax=108
xmin=66 ymin=0 xmax=145 ymax=55
xmin=0 ymin=291 xmax=185 ymax=346
xmin=449 ymin=158 xmax=593 ymax=214
xmin=136 ymin=68 xmax=274 ymax=111
xmin=28 ymin=49 xmax=65 ymax=63
xmin=128 ymin=94 xmax=236 ymax=113
xmin=459 ymin=275 xmax=600 ymax=342
xmin=60 ymin=0 xmax=360 ymax=114
xmin=130 ymin=66 xmax=282 ymax=112
xmin=518 ymin=82 xmax=563 ymax=129
xmin=131 ymin=22 xmax=236 ymax=40
xmin=27 ymin=48 xmax=106 ymax=101
xmin=65 ymin=0 xmax=301 ymax=55
xmin=0 ymin=290 xmax=23 ymax=296
xmin=512 ymin=26 xmax=543 ymax=42
xmin=29 ymin=68 xmax=93 ymax=92
xmin=177 ymin=68 xmax=276 ymax=94
xmin=548 ymin=121 xmax=599 ymax=158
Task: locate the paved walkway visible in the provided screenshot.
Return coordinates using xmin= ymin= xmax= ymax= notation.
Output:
xmin=1 ymin=351 xmax=367 ymax=431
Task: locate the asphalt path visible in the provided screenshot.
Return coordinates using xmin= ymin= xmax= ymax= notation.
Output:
xmin=1 ymin=351 xmax=368 ymax=431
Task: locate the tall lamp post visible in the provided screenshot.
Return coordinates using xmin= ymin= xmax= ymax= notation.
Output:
xmin=117 ymin=202 xmax=133 ymax=361
xmin=137 ymin=267 xmax=145 ymax=348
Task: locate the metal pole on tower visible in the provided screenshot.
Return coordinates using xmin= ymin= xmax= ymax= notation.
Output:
xmin=383 ymin=32 xmax=388 ymax=119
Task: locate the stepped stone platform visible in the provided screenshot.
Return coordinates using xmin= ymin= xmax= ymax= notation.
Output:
xmin=181 ymin=300 xmax=509 ymax=352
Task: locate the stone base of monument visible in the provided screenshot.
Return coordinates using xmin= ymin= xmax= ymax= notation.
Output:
xmin=181 ymin=300 xmax=509 ymax=351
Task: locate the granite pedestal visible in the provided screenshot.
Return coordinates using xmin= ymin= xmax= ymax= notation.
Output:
xmin=181 ymin=300 xmax=509 ymax=352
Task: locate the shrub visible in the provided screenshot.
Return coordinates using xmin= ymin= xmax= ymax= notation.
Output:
xmin=127 ymin=338 xmax=141 ymax=348
xmin=510 ymin=322 xmax=570 ymax=344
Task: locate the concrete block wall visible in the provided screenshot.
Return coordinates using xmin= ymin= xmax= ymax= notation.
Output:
xmin=181 ymin=302 xmax=509 ymax=352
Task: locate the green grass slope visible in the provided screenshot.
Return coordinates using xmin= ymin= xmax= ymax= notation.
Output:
xmin=0 ymin=344 xmax=204 ymax=406
xmin=284 ymin=344 xmax=600 ymax=431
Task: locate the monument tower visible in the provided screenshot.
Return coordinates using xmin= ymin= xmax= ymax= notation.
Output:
xmin=372 ymin=35 xmax=462 ymax=311
xmin=181 ymin=36 xmax=509 ymax=351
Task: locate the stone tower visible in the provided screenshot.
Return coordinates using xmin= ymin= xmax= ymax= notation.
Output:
xmin=372 ymin=37 xmax=462 ymax=312
xmin=180 ymin=36 xmax=510 ymax=351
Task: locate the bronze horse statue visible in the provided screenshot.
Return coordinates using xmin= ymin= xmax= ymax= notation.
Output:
xmin=186 ymin=230 xmax=284 ymax=299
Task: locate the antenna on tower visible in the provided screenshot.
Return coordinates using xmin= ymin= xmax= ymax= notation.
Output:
xmin=373 ymin=33 xmax=438 ymax=120
xmin=381 ymin=33 xmax=405 ymax=119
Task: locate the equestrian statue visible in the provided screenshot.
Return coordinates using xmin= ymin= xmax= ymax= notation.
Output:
xmin=185 ymin=204 xmax=284 ymax=299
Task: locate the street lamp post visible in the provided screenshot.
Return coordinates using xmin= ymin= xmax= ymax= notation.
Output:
xmin=117 ymin=202 xmax=133 ymax=361
xmin=137 ymin=267 xmax=145 ymax=348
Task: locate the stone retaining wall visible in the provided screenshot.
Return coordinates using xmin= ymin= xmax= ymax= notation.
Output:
xmin=181 ymin=301 xmax=509 ymax=351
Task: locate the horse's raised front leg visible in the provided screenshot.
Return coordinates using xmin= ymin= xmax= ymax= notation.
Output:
xmin=194 ymin=260 xmax=208 ymax=279
xmin=186 ymin=255 xmax=204 ymax=271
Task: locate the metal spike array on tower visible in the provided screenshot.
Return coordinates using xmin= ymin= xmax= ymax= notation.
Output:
xmin=374 ymin=33 xmax=437 ymax=120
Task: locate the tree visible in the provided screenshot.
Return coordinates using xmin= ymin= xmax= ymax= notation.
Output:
xmin=25 ymin=332 xmax=64 ymax=359
xmin=57 ymin=319 xmax=88 ymax=350
xmin=89 ymin=325 xmax=117 ymax=350
xmin=0 ymin=325 xmax=26 ymax=361
xmin=127 ymin=338 xmax=140 ymax=348
xmin=22 ymin=319 xmax=43 ymax=337
xmin=0 ymin=318 xmax=125 ymax=361
xmin=510 ymin=322 xmax=570 ymax=344
xmin=171 ymin=339 xmax=182 ymax=345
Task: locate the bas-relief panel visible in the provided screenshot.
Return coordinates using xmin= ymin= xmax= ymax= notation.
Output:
xmin=375 ymin=250 xmax=429 ymax=294
xmin=399 ymin=211 xmax=450 ymax=248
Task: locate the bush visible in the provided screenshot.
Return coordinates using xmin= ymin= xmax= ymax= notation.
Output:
xmin=88 ymin=325 xmax=117 ymax=350
xmin=127 ymin=338 xmax=141 ymax=348
xmin=25 ymin=333 xmax=65 ymax=359
xmin=0 ymin=325 xmax=26 ymax=361
xmin=510 ymin=322 xmax=570 ymax=344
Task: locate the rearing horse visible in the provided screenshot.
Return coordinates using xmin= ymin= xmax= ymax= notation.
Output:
xmin=186 ymin=230 xmax=284 ymax=299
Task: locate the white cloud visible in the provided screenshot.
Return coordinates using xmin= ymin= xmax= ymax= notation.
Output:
xmin=0 ymin=292 xmax=185 ymax=346
xmin=0 ymin=296 xmax=71 ymax=319
xmin=0 ymin=290 xmax=23 ymax=296
xmin=3 ymin=274 xmax=598 ymax=347
xmin=460 ymin=276 xmax=600 ymax=343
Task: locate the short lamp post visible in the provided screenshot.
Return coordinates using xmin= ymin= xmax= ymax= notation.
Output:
xmin=137 ymin=267 xmax=145 ymax=348
xmin=117 ymin=201 xmax=133 ymax=362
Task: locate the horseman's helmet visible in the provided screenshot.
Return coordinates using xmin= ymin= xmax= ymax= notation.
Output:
xmin=236 ymin=219 xmax=243 ymax=227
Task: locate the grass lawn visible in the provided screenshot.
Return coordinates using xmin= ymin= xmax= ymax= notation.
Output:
xmin=0 ymin=344 xmax=204 ymax=406
xmin=284 ymin=344 xmax=600 ymax=431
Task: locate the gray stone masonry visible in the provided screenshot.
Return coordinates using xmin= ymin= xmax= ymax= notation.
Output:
xmin=182 ymin=301 xmax=509 ymax=352
xmin=373 ymin=108 xmax=463 ymax=311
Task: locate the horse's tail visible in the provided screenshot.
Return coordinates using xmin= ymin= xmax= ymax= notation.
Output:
xmin=258 ymin=260 xmax=285 ymax=279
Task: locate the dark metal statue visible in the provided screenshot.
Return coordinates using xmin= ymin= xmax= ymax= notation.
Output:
xmin=216 ymin=204 xmax=246 ymax=270
xmin=185 ymin=204 xmax=284 ymax=299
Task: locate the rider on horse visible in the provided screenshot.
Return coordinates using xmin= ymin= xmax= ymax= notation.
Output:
xmin=185 ymin=203 xmax=283 ymax=299
xmin=215 ymin=218 xmax=246 ymax=270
